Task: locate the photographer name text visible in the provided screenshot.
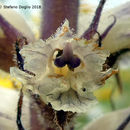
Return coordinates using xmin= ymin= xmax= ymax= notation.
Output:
xmin=0 ymin=5 xmax=42 ymax=9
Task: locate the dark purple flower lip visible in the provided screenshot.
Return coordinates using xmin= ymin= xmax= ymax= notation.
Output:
xmin=54 ymin=43 xmax=81 ymax=70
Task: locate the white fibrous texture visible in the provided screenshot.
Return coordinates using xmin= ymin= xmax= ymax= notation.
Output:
xmin=10 ymin=20 xmax=111 ymax=113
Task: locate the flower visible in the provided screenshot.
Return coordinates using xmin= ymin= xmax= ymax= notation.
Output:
xmin=0 ymin=0 xmax=129 ymax=113
xmin=10 ymin=20 xmax=115 ymax=113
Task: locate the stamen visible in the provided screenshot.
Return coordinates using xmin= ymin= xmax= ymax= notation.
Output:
xmin=54 ymin=43 xmax=81 ymax=70
xmin=101 ymin=70 xmax=118 ymax=84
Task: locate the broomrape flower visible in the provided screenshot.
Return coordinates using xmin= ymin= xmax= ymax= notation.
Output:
xmin=10 ymin=19 xmax=115 ymax=112
xmin=0 ymin=0 xmax=130 ymax=113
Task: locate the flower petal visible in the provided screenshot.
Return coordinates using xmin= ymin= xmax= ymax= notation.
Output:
xmin=101 ymin=3 xmax=130 ymax=53
xmin=20 ymin=40 xmax=52 ymax=77
xmin=0 ymin=15 xmax=22 ymax=41
xmin=79 ymin=2 xmax=130 ymax=53
xmin=38 ymin=75 xmax=97 ymax=113
xmin=84 ymin=107 xmax=130 ymax=130
xmin=0 ymin=8 xmax=35 ymax=42
xmin=0 ymin=9 xmax=35 ymax=71
xmin=81 ymin=0 xmax=106 ymax=40
xmin=10 ymin=20 xmax=111 ymax=113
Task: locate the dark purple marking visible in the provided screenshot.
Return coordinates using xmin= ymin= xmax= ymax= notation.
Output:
xmin=117 ymin=114 xmax=130 ymax=130
xmin=0 ymin=15 xmax=22 ymax=41
xmin=54 ymin=57 xmax=66 ymax=67
xmin=68 ymin=55 xmax=81 ymax=68
xmin=115 ymin=2 xmax=130 ymax=18
xmin=54 ymin=43 xmax=81 ymax=69
xmin=120 ymin=33 xmax=130 ymax=38
xmin=54 ymin=55 xmax=81 ymax=69
xmin=15 ymin=39 xmax=24 ymax=71
xmin=62 ymin=43 xmax=73 ymax=61
xmin=81 ymin=0 xmax=106 ymax=40
xmin=15 ymin=38 xmax=35 ymax=76
xmin=101 ymin=15 xmax=116 ymax=40
xmin=96 ymin=31 xmax=102 ymax=47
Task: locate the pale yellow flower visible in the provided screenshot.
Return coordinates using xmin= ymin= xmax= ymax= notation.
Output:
xmin=10 ymin=20 xmax=114 ymax=112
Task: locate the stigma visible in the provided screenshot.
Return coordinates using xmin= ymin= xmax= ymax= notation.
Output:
xmin=54 ymin=43 xmax=81 ymax=71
